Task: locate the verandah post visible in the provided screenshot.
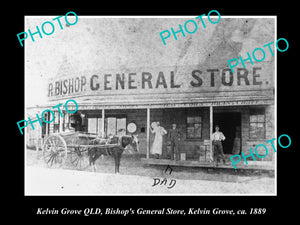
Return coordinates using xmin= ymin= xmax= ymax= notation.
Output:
xmin=210 ymin=106 xmax=213 ymax=162
xmin=146 ymin=107 xmax=150 ymax=159
xmin=101 ymin=108 xmax=105 ymax=138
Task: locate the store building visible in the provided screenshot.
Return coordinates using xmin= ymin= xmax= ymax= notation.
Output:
xmin=26 ymin=60 xmax=275 ymax=168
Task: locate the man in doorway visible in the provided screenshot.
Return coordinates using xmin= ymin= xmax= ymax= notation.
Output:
xmin=168 ymin=123 xmax=183 ymax=161
xmin=212 ymin=125 xmax=226 ymax=165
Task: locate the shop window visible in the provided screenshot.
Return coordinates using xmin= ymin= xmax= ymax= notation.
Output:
xmin=249 ymin=109 xmax=266 ymax=139
xmin=88 ymin=118 xmax=97 ymax=133
xmin=70 ymin=115 xmax=83 ymax=131
xmin=186 ymin=115 xmax=202 ymax=139
xmin=107 ymin=117 xmax=116 ymax=136
xmin=106 ymin=117 xmax=126 ymax=136
xmin=41 ymin=120 xmax=48 ymax=137
xmin=62 ymin=112 xmax=70 ymax=131
xmin=41 ymin=112 xmax=49 ymax=136
xmin=87 ymin=115 xmax=126 ymax=137
xmin=87 ymin=118 xmax=103 ymax=135
xmin=53 ymin=111 xmax=60 ymax=133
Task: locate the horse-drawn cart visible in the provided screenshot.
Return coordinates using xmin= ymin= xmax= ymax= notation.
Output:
xmin=42 ymin=131 xmax=137 ymax=172
xmin=42 ymin=132 xmax=124 ymax=170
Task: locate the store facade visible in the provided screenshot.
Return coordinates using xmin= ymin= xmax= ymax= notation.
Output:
xmin=26 ymin=61 xmax=275 ymax=165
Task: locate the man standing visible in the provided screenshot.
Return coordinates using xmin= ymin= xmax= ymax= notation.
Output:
xmin=150 ymin=122 xmax=167 ymax=159
xmin=211 ymin=125 xmax=226 ymax=165
xmin=168 ymin=123 xmax=182 ymax=161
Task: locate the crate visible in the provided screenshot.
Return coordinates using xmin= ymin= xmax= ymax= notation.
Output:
xmin=180 ymin=153 xmax=186 ymax=160
xmin=199 ymin=145 xmax=212 ymax=162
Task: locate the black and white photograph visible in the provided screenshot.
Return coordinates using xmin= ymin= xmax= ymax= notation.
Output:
xmin=23 ymin=15 xmax=276 ymax=195
xmin=14 ymin=5 xmax=298 ymax=220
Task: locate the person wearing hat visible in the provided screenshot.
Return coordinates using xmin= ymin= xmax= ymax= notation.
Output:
xmin=211 ymin=125 xmax=226 ymax=165
xmin=167 ymin=123 xmax=183 ymax=161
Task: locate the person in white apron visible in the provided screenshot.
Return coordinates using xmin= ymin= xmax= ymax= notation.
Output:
xmin=150 ymin=122 xmax=167 ymax=159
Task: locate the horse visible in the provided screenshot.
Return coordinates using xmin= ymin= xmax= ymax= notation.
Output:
xmin=87 ymin=135 xmax=139 ymax=173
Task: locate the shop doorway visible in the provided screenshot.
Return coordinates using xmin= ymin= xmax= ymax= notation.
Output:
xmin=213 ymin=112 xmax=241 ymax=155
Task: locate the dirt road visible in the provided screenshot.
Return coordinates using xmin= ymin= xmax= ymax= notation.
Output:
xmin=25 ymin=150 xmax=275 ymax=195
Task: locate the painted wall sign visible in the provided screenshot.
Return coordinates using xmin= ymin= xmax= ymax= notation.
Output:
xmin=47 ymin=62 xmax=274 ymax=101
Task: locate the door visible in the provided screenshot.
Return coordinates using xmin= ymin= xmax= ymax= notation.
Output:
xmin=213 ymin=112 xmax=241 ymax=154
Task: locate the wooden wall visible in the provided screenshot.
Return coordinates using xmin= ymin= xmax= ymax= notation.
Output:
xmin=126 ymin=105 xmax=275 ymax=162
xmin=242 ymin=105 xmax=275 ymax=162
xmin=33 ymin=104 xmax=275 ymax=162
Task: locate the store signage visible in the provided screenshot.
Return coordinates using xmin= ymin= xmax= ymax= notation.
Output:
xmin=146 ymin=100 xmax=273 ymax=108
xmin=66 ymin=99 xmax=273 ymax=110
xmin=47 ymin=62 xmax=274 ymax=100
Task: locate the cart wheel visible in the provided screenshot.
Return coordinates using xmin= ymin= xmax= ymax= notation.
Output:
xmin=70 ymin=146 xmax=89 ymax=170
xmin=42 ymin=135 xmax=67 ymax=168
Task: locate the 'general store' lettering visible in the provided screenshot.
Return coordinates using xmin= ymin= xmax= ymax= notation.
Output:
xmin=48 ymin=67 xmax=266 ymax=97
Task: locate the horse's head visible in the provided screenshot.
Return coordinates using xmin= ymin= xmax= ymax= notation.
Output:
xmin=121 ymin=135 xmax=139 ymax=153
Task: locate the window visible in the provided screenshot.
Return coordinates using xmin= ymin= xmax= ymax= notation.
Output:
xmin=88 ymin=118 xmax=103 ymax=135
xmin=107 ymin=117 xmax=117 ymax=136
xmin=249 ymin=109 xmax=265 ymax=139
xmin=186 ymin=115 xmax=202 ymax=139
xmin=106 ymin=117 xmax=126 ymax=136
xmin=88 ymin=118 xmax=97 ymax=133
xmin=87 ymin=115 xmax=126 ymax=137
xmin=53 ymin=111 xmax=60 ymax=133
xmin=62 ymin=112 xmax=70 ymax=131
xmin=41 ymin=112 xmax=50 ymax=136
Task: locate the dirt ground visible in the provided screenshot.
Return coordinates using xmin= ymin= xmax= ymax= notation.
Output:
xmin=25 ymin=149 xmax=275 ymax=195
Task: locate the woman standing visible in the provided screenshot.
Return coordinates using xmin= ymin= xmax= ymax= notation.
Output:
xmin=150 ymin=122 xmax=167 ymax=159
